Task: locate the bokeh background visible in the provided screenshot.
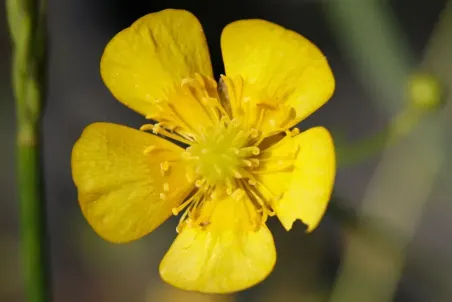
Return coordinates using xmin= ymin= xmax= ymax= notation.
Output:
xmin=1 ymin=0 xmax=452 ymax=301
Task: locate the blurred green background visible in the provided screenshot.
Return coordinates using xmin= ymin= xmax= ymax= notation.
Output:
xmin=1 ymin=0 xmax=452 ymax=301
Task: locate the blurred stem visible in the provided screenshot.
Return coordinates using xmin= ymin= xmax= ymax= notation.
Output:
xmin=327 ymin=0 xmax=443 ymax=166
xmin=325 ymin=1 xmax=452 ymax=302
xmin=6 ymin=1 xmax=49 ymax=302
xmin=336 ymin=105 xmax=423 ymax=167
xmin=323 ymin=0 xmax=413 ymax=114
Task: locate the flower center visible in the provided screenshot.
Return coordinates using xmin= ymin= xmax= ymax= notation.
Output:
xmin=184 ymin=118 xmax=261 ymax=189
xmin=139 ymin=74 xmax=301 ymax=232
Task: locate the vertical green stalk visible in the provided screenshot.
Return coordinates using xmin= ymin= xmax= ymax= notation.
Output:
xmin=6 ymin=0 xmax=49 ymax=301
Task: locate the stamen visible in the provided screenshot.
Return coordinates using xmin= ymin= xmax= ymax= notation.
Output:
xmin=173 ymin=187 xmax=212 ymax=233
xmin=238 ymin=180 xmax=274 ymax=230
xmin=252 ymin=163 xmax=294 ymax=174
xmin=248 ymin=158 xmax=260 ymax=168
xmin=165 ymin=101 xmax=201 ymax=137
xmin=195 ymin=179 xmax=205 ymax=188
xmin=143 ymin=145 xmax=157 ymax=155
xmin=160 ymin=161 xmax=170 ymax=176
xmin=172 ymin=189 xmax=203 ymax=216
xmin=242 ymin=159 xmax=253 ymax=167
xmin=181 ymin=75 xmax=229 ymax=124
xmin=248 ymin=128 xmax=259 ymax=139
xmin=151 ymin=123 xmax=193 ymax=145
xmin=140 ymin=124 xmax=154 ymax=132
xmin=226 ymin=178 xmax=234 ymax=195
xmin=233 ymin=169 xmax=243 ymax=178
xmin=291 ymin=127 xmax=300 ymax=136
xmin=231 ymin=188 xmax=245 ymax=201
xmin=163 ymin=182 xmax=170 ymax=192
xmin=238 ymin=146 xmax=260 ymax=156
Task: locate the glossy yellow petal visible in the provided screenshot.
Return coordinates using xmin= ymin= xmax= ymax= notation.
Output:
xmin=257 ymin=127 xmax=335 ymax=231
xmin=101 ymin=9 xmax=216 ymax=135
xmin=221 ymin=20 xmax=335 ymax=132
xmin=159 ymin=194 xmax=276 ymax=293
xmin=71 ymin=123 xmax=194 ymax=243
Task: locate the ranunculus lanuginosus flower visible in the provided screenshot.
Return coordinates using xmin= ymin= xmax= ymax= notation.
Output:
xmin=71 ymin=9 xmax=336 ymax=293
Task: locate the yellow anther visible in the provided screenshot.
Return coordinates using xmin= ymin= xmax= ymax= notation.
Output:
xmin=143 ymin=145 xmax=157 ymax=155
xmin=231 ymin=188 xmax=245 ymax=201
xmin=248 ymin=178 xmax=257 ymax=186
xmin=226 ymin=187 xmax=233 ymax=195
xmin=249 ymin=158 xmax=260 ymax=168
xmin=291 ymin=127 xmax=300 ymax=136
xmin=140 ymin=124 xmax=154 ymax=131
xmin=242 ymin=159 xmax=252 ymax=167
xmin=163 ymin=182 xmax=170 ymax=192
xmin=233 ymin=170 xmax=243 ymax=178
xmin=249 ymin=128 xmax=259 ymax=139
xmin=251 ymin=147 xmax=260 ymax=155
xmin=195 ymin=179 xmax=205 ymax=188
xmin=161 ymin=161 xmax=170 ymax=171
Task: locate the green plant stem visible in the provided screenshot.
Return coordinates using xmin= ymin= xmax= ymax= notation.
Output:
xmin=18 ymin=133 xmax=48 ymax=302
xmin=336 ymin=106 xmax=423 ymax=167
xmin=323 ymin=0 xmax=413 ymax=114
xmin=6 ymin=0 xmax=49 ymax=301
xmin=325 ymin=1 xmax=452 ymax=301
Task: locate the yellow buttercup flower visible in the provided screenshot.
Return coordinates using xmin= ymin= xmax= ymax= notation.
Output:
xmin=71 ymin=9 xmax=336 ymax=293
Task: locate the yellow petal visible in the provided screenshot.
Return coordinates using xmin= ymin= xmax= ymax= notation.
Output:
xmin=71 ymin=123 xmax=194 ymax=243
xmin=100 ymin=9 xmax=216 ymax=135
xmin=221 ymin=20 xmax=335 ymax=132
xmin=159 ymin=194 xmax=276 ymax=293
xmin=257 ymin=127 xmax=335 ymax=231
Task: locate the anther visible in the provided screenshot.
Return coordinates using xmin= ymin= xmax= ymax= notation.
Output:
xmin=233 ymin=170 xmax=243 ymax=178
xmin=181 ymin=78 xmax=193 ymax=86
xmin=210 ymin=190 xmax=218 ymax=200
xmin=240 ymin=146 xmax=260 ymax=156
xmin=249 ymin=158 xmax=260 ymax=167
xmin=163 ymin=183 xmax=170 ymax=192
xmin=160 ymin=193 xmax=167 ymax=200
xmin=161 ymin=161 xmax=170 ymax=171
xmin=160 ymin=161 xmax=170 ymax=176
xmin=152 ymin=124 xmax=161 ymax=134
xmin=226 ymin=187 xmax=233 ymax=195
xmin=251 ymin=147 xmax=260 ymax=155
xmin=249 ymin=128 xmax=259 ymax=139
xmin=231 ymin=188 xmax=245 ymax=201
xmin=140 ymin=124 xmax=154 ymax=131
xmin=242 ymin=159 xmax=252 ymax=167
xmin=199 ymin=221 xmax=211 ymax=227
xmin=143 ymin=145 xmax=157 ymax=155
